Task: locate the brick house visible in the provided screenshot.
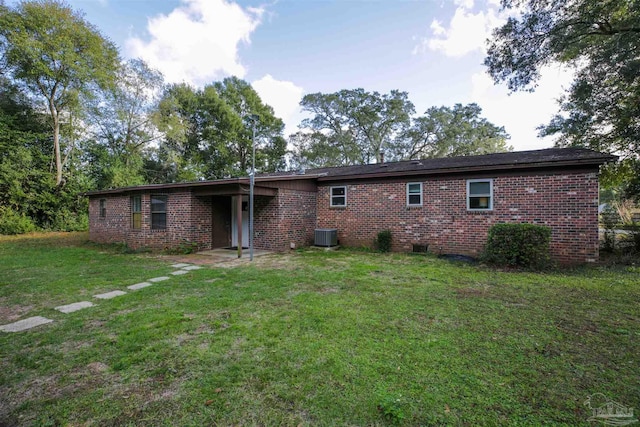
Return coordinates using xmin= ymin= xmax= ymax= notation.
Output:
xmin=87 ymin=147 xmax=615 ymax=264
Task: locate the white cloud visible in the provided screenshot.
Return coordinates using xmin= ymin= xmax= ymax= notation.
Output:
xmin=429 ymin=19 xmax=446 ymax=36
xmin=469 ymin=66 xmax=575 ymax=151
xmin=125 ymin=0 xmax=263 ymax=86
xmin=414 ymin=1 xmax=503 ymax=57
xmin=455 ymin=0 xmax=475 ymax=8
xmin=252 ymin=74 xmax=305 ymax=137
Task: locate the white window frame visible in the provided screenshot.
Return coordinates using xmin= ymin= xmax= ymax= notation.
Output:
xmin=406 ymin=182 xmax=423 ymax=207
xmin=467 ymin=179 xmax=493 ymax=211
xmin=330 ymin=186 xmax=347 ymax=207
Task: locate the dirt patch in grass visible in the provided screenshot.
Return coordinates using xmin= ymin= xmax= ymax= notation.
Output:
xmin=87 ymin=362 xmax=109 ymax=374
xmin=251 ymin=254 xmax=301 ymax=269
xmin=0 ymin=299 xmax=33 ymax=323
xmin=0 ymin=232 xmax=89 ymax=248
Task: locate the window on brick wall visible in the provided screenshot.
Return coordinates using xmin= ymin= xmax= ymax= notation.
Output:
xmin=330 ymin=186 xmax=347 ymax=207
xmin=407 ymin=182 xmax=423 ymax=206
xmin=131 ymin=195 xmax=142 ymax=229
xmin=99 ymin=199 xmax=106 ymax=218
xmin=151 ymin=195 xmax=167 ymax=230
xmin=467 ymin=179 xmax=493 ymax=210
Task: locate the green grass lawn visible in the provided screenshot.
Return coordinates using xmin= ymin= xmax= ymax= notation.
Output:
xmin=1 ymin=233 xmax=639 ymax=426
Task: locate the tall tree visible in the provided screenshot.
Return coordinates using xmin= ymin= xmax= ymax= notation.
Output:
xmin=484 ymin=0 xmax=638 ymax=181
xmin=0 ymin=76 xmax=89 ymax=231
xmin=213 ymin=76 xmax=286 ymax=174
xmin=295 ymin=89 xmax=414 ymax=167
xmin=154 ymin=78 xmax=286 ymax=181
xmin=0 ymin=0 xmax=120 ymax=186
xmin=154 ymin=83 xmax=238 ymax=182
xmin=400 ymin=103 xmax=511 ymax=160
xmin=85 ymin=59 xmax=164 ymax=189
xmin=0 ymin=77 xmax=49 ymax=214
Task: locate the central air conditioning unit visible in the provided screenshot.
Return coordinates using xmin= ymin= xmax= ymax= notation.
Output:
xmin=314 ymin=228 xmax=338 ymax=247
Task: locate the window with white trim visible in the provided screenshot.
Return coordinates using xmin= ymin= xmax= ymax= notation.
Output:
xmin=330 ymin=186 xmax=346 ymax=207
xmin=467 ymin=179 xmax=493 ymax=210
xmin=407 ymin=182 xmax=423 ymax=206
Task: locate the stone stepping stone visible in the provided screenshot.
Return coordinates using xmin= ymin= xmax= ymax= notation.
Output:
xmin=182 ymin=265 xmax=203 ymax=271
xmin=127 ymin=282 xmax=153 ymax=290
xmin=148 ymin=276 xmax=170 ymax=282
xmin=0 ymin=316 xmax=54 ymax=332
xmin=94 ymin=290 xmax=127 ymax=300
xmin=171 ymin=263 xmax=191 ymax=268
xmin=171 ymin=270 xmax=189 ymax=276
xmin=55 ymin=301 xmax=94 ymax=313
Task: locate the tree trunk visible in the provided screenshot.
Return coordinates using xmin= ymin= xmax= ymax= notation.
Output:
xmin=53 ymin=114 xmax=62 ymax=186
xmin=45 ymin=92 xmax=63 ymax=186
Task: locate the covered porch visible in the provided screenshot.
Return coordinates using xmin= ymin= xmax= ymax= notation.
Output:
xmin=193 ymin=182 xmax=278 ymax=258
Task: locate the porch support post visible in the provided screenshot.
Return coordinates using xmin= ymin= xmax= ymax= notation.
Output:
xmin=236 ymin=195 xmax=243 ymax=258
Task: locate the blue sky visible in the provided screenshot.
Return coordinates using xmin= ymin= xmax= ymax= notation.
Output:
xmin=38 ymin=0 xmax=572 ymax=151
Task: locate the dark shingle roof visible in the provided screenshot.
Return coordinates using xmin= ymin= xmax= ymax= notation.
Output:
xmin=86 ymin=148 xmax=616 ymax=196
xmin=266 ymin=147 xmax=616 ymax=181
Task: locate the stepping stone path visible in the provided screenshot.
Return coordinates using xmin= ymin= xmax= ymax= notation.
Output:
xmin=127 ymin=282 xmax=153 ymax=290
xmin=0 ymin=316 xmax=54 ymax=332
xmin=171 ymin=270 xmax=189 ymax=276
xmin=1 ymin=262 xmax=205 ymax=332
xmin=55 ymin=301 xmax=94 ymax=314
xmin=94 ymin=290 xmax=127 ymax=300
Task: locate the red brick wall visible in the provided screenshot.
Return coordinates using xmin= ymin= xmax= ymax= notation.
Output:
xmin=316 ymin=169 xmax=601 ymax=264
xmin=89 ymin=189 xmax=315 ymax=252
xmin=89 ymin=191 xmax=212 ymax=250
xmin=254 ymin=189 xmax=317 ymax=251
xmin=89 ymin=195 xmax=128 ymax=244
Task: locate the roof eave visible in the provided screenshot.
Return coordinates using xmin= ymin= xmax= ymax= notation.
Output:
xmin=84 ymin=173 xmax=320 ymax=197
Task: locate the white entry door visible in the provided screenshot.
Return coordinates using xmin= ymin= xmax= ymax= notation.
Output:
xmin=231 ymin=196 xmax=249 ymax=248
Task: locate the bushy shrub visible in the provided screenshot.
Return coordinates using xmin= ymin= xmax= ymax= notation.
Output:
xmin=482 ymin=223 xmax=551 ymax=269
xmin=600 ymin=205 xmax=620 ymax=252
xmin=375 ymin=230 xmax=392 ymax=253
xmin=165 ymin=240 xmax=200 ymax=255
xmin=0 ymin=207 xmax=37 ymax=235
xmin=48 ymin=210 xmax=89 ymax=232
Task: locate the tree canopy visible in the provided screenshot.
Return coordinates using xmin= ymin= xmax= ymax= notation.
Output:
xmin=294 ymin=89 xmax=414 ymax=167
xmin=154 ymin=77 xmax=286 ymax=181
xmin=84 ymin=59 xmax=163 ymax=189
xmin=401 ymin=103 xmax=511 ymax=160
xmin=291 ymin=89 xmax=510 ymax=168
xmin=0 ymin=0 xmax=120 ymax=186
xmin=485 ymin=0 xmax=638 ymax=184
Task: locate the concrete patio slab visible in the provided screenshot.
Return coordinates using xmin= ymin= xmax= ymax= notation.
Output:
xmin=127 ymin=282 xmax=153 ymax=290
xmin=55 ymin=301 xmax=94 ymax=313
xmin=171 ymin=270 xmax=189 ymax=275
xmin=182 ymin=265 xmax=203 ymax=271
xmin=171 ymin=263 xmax=191 ymax=268
xmin=196 ymin=248 xmax=272 ymax=260
xmin=0 ymin=316 xmax=54 ymax=332
xmin=148 ymin=276 xmax=170 ymax=282
xmin=94 ymin=290 xmax=127 ymax=300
